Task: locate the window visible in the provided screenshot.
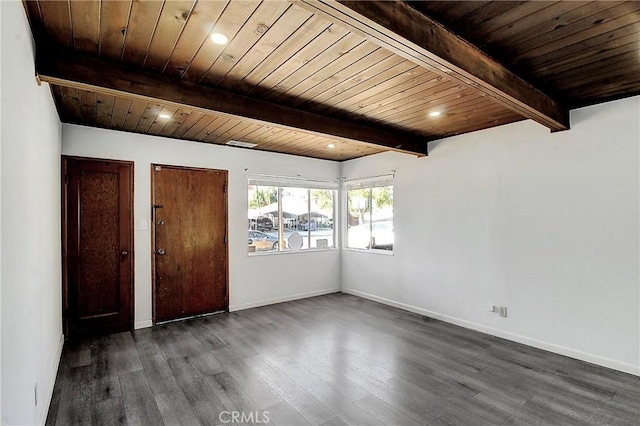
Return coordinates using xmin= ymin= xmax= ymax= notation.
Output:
xmin=346 ymin=178 xmax=394 ymax=252
xmin=248 ymin=176 xmax=336 ymax=254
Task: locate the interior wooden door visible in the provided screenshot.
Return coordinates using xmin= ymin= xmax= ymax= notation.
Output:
xmin=64 ymin=157 xmax=133 ymax=337
xmin=152 ymin=165 xmax=228 ymax=323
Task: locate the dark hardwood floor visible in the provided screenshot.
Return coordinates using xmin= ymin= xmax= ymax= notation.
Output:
xmin=47 ymin=293 xmax=639 ymax=425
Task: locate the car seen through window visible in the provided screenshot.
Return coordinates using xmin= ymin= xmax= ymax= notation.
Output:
xmin=248 ymin=230 xmax=282 ymax=251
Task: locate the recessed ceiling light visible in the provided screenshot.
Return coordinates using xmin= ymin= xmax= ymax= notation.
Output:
xmin=327 ymin=143 xmax=336 ymax=148
xmin=210 ymin=32 xmax=228 ymax=45
xmin=158 ymin=113 xmax=171 ymax=119
xmin=429 ymin=111 xmax=441 ymax=117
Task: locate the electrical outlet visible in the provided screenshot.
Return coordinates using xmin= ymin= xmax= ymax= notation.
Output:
xmin=34 ymin=383 xmax=38 ymax=406
xmin=499 ymin=306 xmax=508 ymax=317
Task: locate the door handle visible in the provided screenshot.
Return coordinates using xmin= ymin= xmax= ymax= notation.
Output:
xmin=121 ymin=251 xmax=128 ymax=256
xmin=156 ymin=248 xmax=166 ymax=255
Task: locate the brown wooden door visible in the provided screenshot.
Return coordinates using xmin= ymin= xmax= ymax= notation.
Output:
xmin=152 ymin=165 xmax=228 ymax=323
xmin=64 ymin=157 xmax=133 ymax=337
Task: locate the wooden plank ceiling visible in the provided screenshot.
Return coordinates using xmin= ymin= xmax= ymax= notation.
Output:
xmin=409 ymin=1 xmax=640 ymax=109
xmin=23 ymin=1 xmax=640 ymax=160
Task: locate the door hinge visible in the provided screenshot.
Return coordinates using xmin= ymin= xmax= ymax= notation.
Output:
xmin=223 ymin=184 xmax=227 ymax=193
xmin=224 ymin=235 xmax=227 ymax=244
xmin=64 ymin=175 xmax=69 ymax=184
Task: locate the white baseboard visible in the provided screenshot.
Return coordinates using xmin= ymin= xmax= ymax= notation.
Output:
xmin=342 ymin=288 xmax=640 ymax=377
xmin=135 ymin=287 xmax=340 ymax=326
xmin=135 ymin=320 xmax=153 ymax=330
xmin=230 ymin=288 xmax=341 ymax=312
xmin=39 ymin=333 xmax=64 ymax=425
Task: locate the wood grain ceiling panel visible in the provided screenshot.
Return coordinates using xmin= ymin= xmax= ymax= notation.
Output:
xmin=26 ymin=0 xmax=521 ymax=157
xmin=334 ymin=72 xmax=450 ymax=119
xmin=198 ymin=1 xmax=292 ymax=86
xmin=50 ymin=85 xmax=385 ymax=161
xmin=142 ymin=0 xmax=197 ymax=73
xmin=513 ymin=3 xmax=640 ymax=61
xmin=78 ymin=89 xmax=97 ymax=123
xmin=162 ymin=0 xmax=229 ymax=78
xmin=486 ymin=2 xmax=611 ymax=47
xmin=540 ymin=35 xmax=638 ymax=75
xmin=412 ymin=1 xmax=640 ymax=108
xmin=285 ymin=47 xmax=395 ymax=107
xmin=526 ymin=22 xmax=638 ymax=70
xmin=185 ymin=0 xmax=261 ymax=82
xmin=36 ymin=0 xmax=73 ymax=48
xmin=462 ymin=2 xmax=563 ymax=41
xmin=38 ymin=46 xmax=427 ymax=153
xmin=95 ymin=93 xmax=115 ymax=127
xmin=216 ymin=5 xmax=315 ymax=89
xmin=249 ymin=26 xmax=359 ymax=97
xmin=260 ymin=33 xmax=366 ymax=100
xmin=302 ymin=58 xmax=417 ymax=111
xmin=25 ymin=0 xmax=639 ymax=159
xmin=240 ymin=18 xmax=341 ymax=92
xmin=414 ymin=0 xmax=491 ymax=22
xmin=300 ymin=0 xmax=568 ymax=131
xmin=69 ymin=0 xmax=100 ymax=54
xmin=121 ymin=0 xmax=165 ymax=67
xmin=98 ymin=0 xmax=130 ymax=61
xmin=149 ymin=106 xmax=182 ymax=135
xmin=267 ymin=41 xmax=382 ymax=103
xmin=354 ymin=76 xmax=453 ymax=118
xmin=122 ymin=100 xmax=148 ymax=132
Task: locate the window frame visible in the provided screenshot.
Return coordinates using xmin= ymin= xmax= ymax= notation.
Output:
xmin=344 ymin=175 xmax=394 ymax=255
xmin=247 ymin=175 xmax=338 ymax=256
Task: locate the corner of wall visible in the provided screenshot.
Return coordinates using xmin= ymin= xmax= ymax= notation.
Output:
xmin=37 ymin=334 xmax=64 ymax=425
xmin=338 ymin=161 xmax=345 ymax=291
xmin=1 ymin=1 xmax=64 ymax=424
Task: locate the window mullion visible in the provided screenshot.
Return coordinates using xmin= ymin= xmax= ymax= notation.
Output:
xmin=307 ymin=189 xmax=312 ymax=249
xmin=277 ymin=186 xmax=284 ymax=251
xmin=368 ymin=188 xmax=373 ymax=249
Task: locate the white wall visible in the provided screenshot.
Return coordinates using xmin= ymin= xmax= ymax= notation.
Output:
xmin=1 ymin=1 xmax=64 ymax=424
xmin=341 ymin=96 xmax=640 ymax=375
xmin=0 ymin=2 xmax=4 ymax=422
xmin=62 ymin=125 xmax=341 ymax=327
xmin=0 ymin=3 xmax=4 ymax=420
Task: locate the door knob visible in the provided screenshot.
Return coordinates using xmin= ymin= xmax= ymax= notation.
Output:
xmin=156 ymin=248 xmax=166 ymax=255
xmin=121 ymin=251 xmax=128 ymax=256
xmin=157 ymin=219 xmax=165 ymax=226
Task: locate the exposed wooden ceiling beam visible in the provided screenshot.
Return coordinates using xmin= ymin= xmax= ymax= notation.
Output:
xmin=36 ymin=47 xmax=428 ymax=157
xmin=292 ymin=0 xmax=569 ymax=132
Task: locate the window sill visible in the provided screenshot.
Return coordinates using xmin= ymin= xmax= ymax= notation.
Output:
xmin=247 ymin=247 xmax=338 ymax=257
xmin=342 ymin=247 xmax=394 ymax=256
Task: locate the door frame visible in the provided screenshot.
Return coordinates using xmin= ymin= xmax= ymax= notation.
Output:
xmin=150 ymin=164 xmax=229 ymax=324
xmin=61 ymin=156 xmax=135 ymax=338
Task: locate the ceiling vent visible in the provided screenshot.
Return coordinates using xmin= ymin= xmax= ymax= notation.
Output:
xmin=225 ymin=140 xmax=258 ymax=148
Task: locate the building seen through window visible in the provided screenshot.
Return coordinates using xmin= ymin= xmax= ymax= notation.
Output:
xmin=248 ymin=180 xmax=336 ymax=253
